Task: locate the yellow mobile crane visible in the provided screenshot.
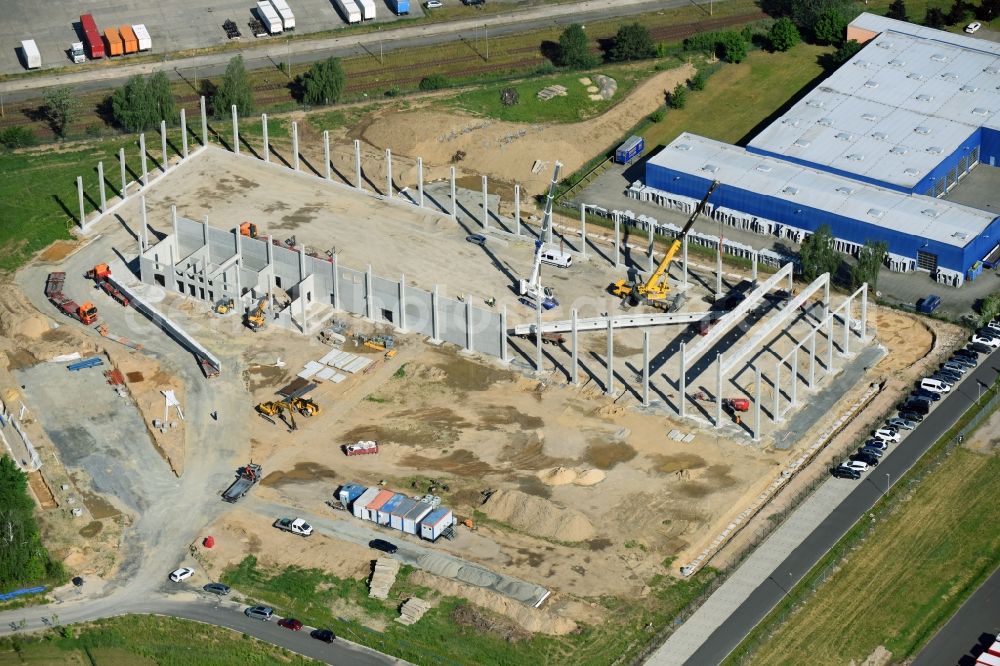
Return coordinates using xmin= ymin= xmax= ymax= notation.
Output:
xmin=611 ymin=180 xmax=719 ymax=308
xmin=244 ymin=297 xmax=268 ymax=331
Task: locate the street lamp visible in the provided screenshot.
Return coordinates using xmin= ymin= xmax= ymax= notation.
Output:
xmin=884 ymin=473 xmax=889 ymax=497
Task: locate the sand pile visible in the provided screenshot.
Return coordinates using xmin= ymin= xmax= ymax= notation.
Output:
xmin=537 ymin=467 xmax=607 ymax=486
xmin=483 ymin=489 xmax=595 ymax=541
xmin=575 ymin=469 xmax=606 ymax=486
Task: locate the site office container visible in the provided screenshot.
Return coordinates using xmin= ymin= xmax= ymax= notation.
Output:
xmin=104 ymin=27 xmax=124 ymax=56
xmin=376 ymin=493 xmax=405 ymax=525
xmin=119 ymin=25 xmax=139 ymax=54
xmin=363 ymin=489 xmax=395 ymax=521
xmin=132 ymin=23 xmax=152 ymax=51
xmin=388 ymin=0 xmax=409 ymax=15
xmin=419 ymin=507 xmax=453 ymax=541
xmin=402 ymin=501 xmax=433 ymax=535
xmin=337 ymin=483 xmax=367 ymax=508
xmin=616 ymin=135 xmax=644 ymax=164
xmin=389 ymin=498 xmax=417 ymax=531
xmin=80 ymin=14 xmax=104 ymax=58
xmin=352 ymin=487 xmax=380 ymax=519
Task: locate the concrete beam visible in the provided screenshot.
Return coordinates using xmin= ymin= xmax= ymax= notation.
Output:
xmin=510 ymin=310 xmax=716 ymax=336
xmin=97 ymin=162 xmax=106 ymax=212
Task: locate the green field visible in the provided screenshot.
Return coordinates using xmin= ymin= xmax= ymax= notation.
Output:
xmin=729 ymin=445 xmax=1000 ymax=665
xmin=0 ymin=615 xmax=314 ymax=665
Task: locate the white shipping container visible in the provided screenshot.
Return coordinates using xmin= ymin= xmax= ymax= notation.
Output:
xmin=269 ymin=0 xmax=296 ymax=29
xmin=357 ymin=0 xmax=376 ymax=21
xmin=419 ymin=508 xmax=453 ymax=541
xmin=21 ymin=40 xmax=40 ymax=69
xmin=352 ymin=487 xmax=380 ymax=519
xmin=132 ymin=24 xmax=152 ymax=51
xmin=402 ymin=502 xmax=433 ymax=535
xmin=334 ymin=0 xmax=362 ymax=24
xmin=256 ymin=1 xmax=284 ymax=33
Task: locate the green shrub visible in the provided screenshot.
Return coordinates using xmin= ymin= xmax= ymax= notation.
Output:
xmin=667 ymin=83 xmax=687 ymax=109
xmin=0 ymin=127 xmax=37 ymax=149
xmin=650 ymin=109 xmax=666 ymax=123
xmin=419 ymin=74 xmax=449 ymax=91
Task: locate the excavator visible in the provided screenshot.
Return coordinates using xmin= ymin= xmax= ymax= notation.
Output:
xmin=244 ymin=297 xmax=268 ymax=331
xmin=291 ymin=397 xmax=320 ymax=418
xmin=611 ymin=180 xmax=719 ymax=309
xmin=256 ymin=400 xmax=297 ymax=430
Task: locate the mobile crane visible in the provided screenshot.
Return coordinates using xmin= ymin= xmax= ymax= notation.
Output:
xmin=517 ymin=161 xmax=562 ymax=310
xmin=611 ymin=180 xmax=719 ymax=309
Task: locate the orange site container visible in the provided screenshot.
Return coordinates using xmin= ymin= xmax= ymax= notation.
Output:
xmin=119 ymin=25 xmax=138 ymax=54
xmin=104 ymin=27 xmax=123 ymax=56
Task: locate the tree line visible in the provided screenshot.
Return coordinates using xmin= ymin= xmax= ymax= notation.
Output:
xmin=0 ymin=455 xmax=63 ymax=589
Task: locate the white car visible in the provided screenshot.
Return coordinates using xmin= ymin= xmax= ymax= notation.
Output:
xmin=874 ymin=427 xmax=900 ymax=443
xmin=843 ymin=459 xmax=869 ymax=472
xmin=426 ymin=0 xmax=442 ymax=6
xmin=972 ymin=334 xmax=1000 ymax=348
xmin=966 ymin=22 xmax=982 ymax=33
xmin=169 ymin=567 xmax=195 ymax=582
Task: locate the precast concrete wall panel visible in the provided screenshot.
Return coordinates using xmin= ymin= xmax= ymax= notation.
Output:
xmin=338 ymin=266 xmax=366 ymax=315
xmin=305 ymin=257 xmax=333 ymax=299
xmin=439 ymin=297 xmax=467 ymax=348
xmin=405 ymin=288 xmax=434 ymax=337
xmin=372 ymin=276 xmax=400 ymax=325
xmin=471 ymin=307 xmax=501 ymax=357
xmin=242 ymin=237 xmax=268 ymax=272
xmin=272 ymin=246 xmax=300 ymax=288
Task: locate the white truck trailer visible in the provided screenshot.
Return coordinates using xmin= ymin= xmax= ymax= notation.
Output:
xmin=357 ymin=0 xmax=377 ymax=20
xmin=256 ymin=1 xmax=284 ymax=34
xmin=269 ymin=0 xmax=296 ymax=29
xmin=334 ymin=0 xmax=362 ymax=24
xmin=21 ymin=40 xmax=40 ymax=69
xmin=132 ymin=24 xmax=152 ymax=51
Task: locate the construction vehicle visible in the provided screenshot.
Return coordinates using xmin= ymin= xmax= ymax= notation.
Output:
xmin=256 ymin=400 xmax=297 ymax=430
xmin=291 ymin=396 xmax=320 ymax=417
xmin=517 ymin=162 xmax=562 ymax=310
xmin=45 ymin=272 xmax=98 ymax=325
xmin=612 ymin=180 xmax=719 ymax=308
xmin=356 ymin=334 xmax=394 ymax=352
xmin=723 ymin=397 xmax=750 ymax=412
xmin=517 ymin=331 xmax=565 ymax=346
xmin=86 ymin=263 xmax=130 ymax=307
xmin=222 ymin=463 xmax=262 ymax=503
xmin=244 ymin=297 xmax=268 ymax=331
xmin=214 ymin=297 xmax=235 ymax=315
xmin=273 ymin=517 xmax=313 ymax=537
xmin=239 ymin=222 xmax=258 ymax=239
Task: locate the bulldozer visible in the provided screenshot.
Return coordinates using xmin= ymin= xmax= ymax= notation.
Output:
xmin=244 ymin=297 xmax=268 ymax=331
xmin=256 ymin=400 xmax=297 ymax=430
xmin=239 ymin=222 xmax=258 ymax=239
xmin=291 ymin=397 xmax=320 ymax=418
xmin=214 ymin=297 xmax=235 ymax=315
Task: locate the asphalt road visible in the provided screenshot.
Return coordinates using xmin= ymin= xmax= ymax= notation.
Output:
xmin=681 ymin=345 xmax=1000 ymax=665
xmin=912 ymin=564 xmax=1000 ymax=666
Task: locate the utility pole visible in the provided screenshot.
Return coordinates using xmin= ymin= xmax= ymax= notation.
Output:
xmin=379 ymin=27 xmax=383 ymax=64
xmin=485 ymin=24 xmax=489 ymax=60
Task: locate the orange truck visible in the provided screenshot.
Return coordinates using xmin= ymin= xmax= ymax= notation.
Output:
xmin=104 ymin=27 xmax=124 ymax=56
xmin=119 ymin=25 xmax=138 ymax=54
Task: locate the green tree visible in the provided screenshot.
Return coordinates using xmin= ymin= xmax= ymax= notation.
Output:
xmin=980 ymin=292 xmax=1000 ymax=324
xmin=557 ymin=24 xmax=599 ymax=68
xmin=149 ymin=71 xmax=175 ymax=122
xmin=301 ymin=57 xmax=346 ymax=106
xmin=814 ymin=8 xmax=849 ymax=45
xmin=980 ymin=0 xmax=1000 ymax=20
xmin=718 ymin=31 xmax=748 ymax=63
xmin=887 ymin=0 xmax=909 ymax=20
xmin=948 ymin=0 xmax=975 ymax=23
xmin=111 ymin=73 xmax=174 ymax=132
xmin=668 ymin=83 xmax=687 ymax=109
xmin=851 ymin=240 xmax=888 ymax=291
xmin=42 ymin=87 xmax=81 ymax=138
xmin=769 ymin=17 xmax=801 ymax=51
xmin=829 ymin=39 xmax=863 ymax=66
xmin=213 ymin=55 xmax=254 ymax=118
xmin=609 ymin=23 xmax=656 ymax=61
xmin=0 ymin=455 xmax=63 ymax=588
xmin=799 ymin=225 xmax=842 ymax=281
xmin=924 ymin=7 xmax=947 ymax=27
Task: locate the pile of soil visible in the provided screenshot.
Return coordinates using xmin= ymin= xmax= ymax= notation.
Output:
xmin=482 ymin=489 xmax=595 ymax=541
xmin=575 ymin=469 xmax=606 ymax=486
xmin=537 ymin=466 xmax=607 ymax=487
xmin=451 ymin=603 xmax=531 ymax=643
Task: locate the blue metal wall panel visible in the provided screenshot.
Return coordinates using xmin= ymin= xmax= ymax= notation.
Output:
xmin=981 ymin=127 xmax=1000 ymax=166
xmin=911 ymin=129 xmax=981 ymax=195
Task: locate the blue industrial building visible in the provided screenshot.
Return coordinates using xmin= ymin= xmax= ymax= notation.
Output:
xmin=637 ymin=13 xmax=1000 ymax=286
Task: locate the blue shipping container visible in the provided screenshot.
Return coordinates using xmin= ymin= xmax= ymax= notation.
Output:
xmin=616 ymin=135 xmax=644 ymax=164
xmin=389 ymin=0 xmax=409 ymax=14
xmin=337 ymin=483 xmax=367 ymax=505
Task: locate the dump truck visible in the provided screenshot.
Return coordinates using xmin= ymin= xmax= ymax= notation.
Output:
xmin=273 ymin=517 xmax=313 ymax=536
xmin=344 ymin=440 xmax=379 ymax=456
xmin=517 ymin=331 xmax=565 ymax=346
xmin=222 ymin=463 xmax=262 ymax=503
xmin=45 ymin=273 xmax=98 ymax=325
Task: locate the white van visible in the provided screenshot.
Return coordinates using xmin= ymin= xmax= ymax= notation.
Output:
xmin=540 ymin=248 xmax=572 ymax=268
xmin=919 ymin=377 xmax=950 ymax=393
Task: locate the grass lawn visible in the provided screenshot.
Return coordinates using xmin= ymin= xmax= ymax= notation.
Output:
xmin=733 ymin=446 xmax=1000 ymax=665
xmin=221 ymin=554 xmax=717 ymax=666
xmin=0 ymin=614 xmax=314 ymax=665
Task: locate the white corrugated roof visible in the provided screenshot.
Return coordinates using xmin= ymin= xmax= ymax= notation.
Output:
xmin=653 ymin=133 xmax=995 ymax=248
xmin=748 ymin=15 xmax=1000 ymax=189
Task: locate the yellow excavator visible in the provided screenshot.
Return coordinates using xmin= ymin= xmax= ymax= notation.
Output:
xmin=244 ymin=297 xmax=268 ymax=331
xmin=291 ymin=397 xmax=320 ymax=418
xmin=611 ymin=180 xmax=719 ymax=309
xmin=256 ymin=400 xmax=297 ymax=430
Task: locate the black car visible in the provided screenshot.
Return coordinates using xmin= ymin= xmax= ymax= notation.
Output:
xmin=831 ymin=465 xmax=861 ymax=480
xmin=947 ymin=356 xmax=976 ymax=370
xmin=911 ymin=388 xmax=942 ymax=401
xmin=850 ymin=451 xmax=880 ymax=467
xmin=860 ymin=445 xmax=885 ymax=459
xmin=311 ymin=629 xmax=336 ymax=643
xmin=954 ymin=348 xmax=980 ymax=360
xmin=203 ymin=583 xmax=231 ymax=596
xmin=901 ymin=399 xmax=930 ymax=415
xmin=465 ymin=234 xmax=487 ymax=246
xmin=898 ymin=410 xmax=924 ymax=423
xmin=368 ymin=538 xmax=398 ymax=554
xmin=970 ymin=342 xmax=994 ymax=354
xmin=932 ymin=371 xmax=960 ymax=384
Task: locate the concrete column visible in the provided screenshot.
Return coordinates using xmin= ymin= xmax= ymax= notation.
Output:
xmin=202 ymin=217 xmax=210 ymax=256
xmin=76 ymin=176 xmax=86 ymax=228
xmin=139 ymin=133 xmax=148 ymax=186
xmin=500 ymin=305 xmax=509 ymax=363
xmin=860 ymin=284 xmax=868 ymax=340
xmin=570 ymin=308 xmax=579 ymax=386
xmin=140 ymin=195 xmax=149 ymax=250
xmin=398 ymin=274 xmax=407 ymax=331
xmin=715 ymin=242 xmax=723 ymax=298
xmin=267 ymin=275 xmax=274 ymax=315
xmin=579 ymin=203 xmax=587 ymax=257
xmin=262 ymin=114 xmax=270 ymax=163
xmin=808 ymin=331 xmax=816 ymax=389
xmin=417 ymin=157 xmax=424 ymax=207
xmin=231 ymin=106 xmax=239 ymax=156
xmin=715 ymin=353 xmax=723 ymax=428
xmin=481 ymin=176 xmax=488 ymax=229
xmin=97 ymin=162 xmax=106 ymax=212
xmin=200 ymin=96 xmax=208 ymax=147
xmin=823 ymin=279 xmax=831 ymax=322
xmin=535 ymin=293 xmax=543 ymax=373
xmin=301 ymin=286 xmax=308 ymax=332
xmin=160 ymin=120 xmax=168 ymax=170
xmin=647 ymin=223 xmax=655 ymax=273
xmin=180 ymin=108 xmax=188 ymax=158
xmin=827 ymin=315 xmax=834 ymax=369
xmin=235 ymin=223 xmax=244 ymax=259
xmin=773 ymin=361 xmax=781 ymax=421
xmin=515 ymin=185 xmax=521 ymax=237
xmin=323 ymin=130 xmax=330 ymax=178
xmin=751 ymin=250 xmax=758 ymax=282
xmin=365 ymin=264 xmax=374 ymax=320
xmin=265 ymin=235 xmax=273 ymax=267
xmin=431 ymin=285 xmax=440 ymax=342
xmin=298 ymin=246 xmax=306 ymax=281
xmin=753 ymin=365 xmax=762 ymax=443
xmin=171 ymin=205 xmax=179 ymax=246
xmin=332 ymin=253 xmax=340 ymax=310
xmin=119 ymin=148 xmax=127 ymax=197
xmin=642 ymin=331 xmax=650 ymax=407
xmin=682 ymin=235 xmax=689 ymax=287
xmin=354 ymin=139 xmax=362 ymax=189
xmin=450 ymin=167 xmax=457 ymax=218
xmin=791 ymin=348 xmax=798 ymax=406
xmin=679 ymin=341 xmax=686 ymax=418
xmin=465 ymin=298 xmax=473 ymax=352
xmin=385 ymin=148 xmax=392 ymax=197
xmin=613 ymin=214 xmax=620 ymax=268
xmin=291 ymin=122 xmax=299 ymax=171
xmin=843 ymin=305 xmax=851 ymax=356
xmin=606 ymin=317 xmax=614 ymax=395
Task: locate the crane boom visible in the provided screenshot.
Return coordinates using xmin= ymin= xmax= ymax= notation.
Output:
xmin=518 ymin=162 xmax=562 ymax=308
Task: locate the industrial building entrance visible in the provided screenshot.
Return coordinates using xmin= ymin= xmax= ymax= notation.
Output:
xmin=917 ymin=250 xmax=938 ymax=272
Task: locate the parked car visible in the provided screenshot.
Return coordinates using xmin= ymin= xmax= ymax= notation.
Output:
xmin=245 ymin=606 xmax=274 ymax=621
xmin=864 ymin=439 xmax=890 ymax=451
xmin=886 ymin=417 xmax=915 ymax=430
xmin=278 ymin=618 xmax=303 ymax=631
xmin=831 ymin=464 xmax=862 ymax=479
xmin=966 ymin=21 xmax=982 ymax=33
xmin=969 ymin=341 xmax=994 ymax=354
xmin=899 ymin=410 xmax=924 ymax=423
xmin=977 ymin=327 xmax=1000 ymax=340
xmin=942 ymin=361 xmax=968 ymax=374
xmin=921 ymin=377 xmax=951 ymax=393
xmin=985 ymin=321 xmax=1000 ymax=333
xmin=901 ymin=399 xmax=931 ymax=416
xmin=912 ymin=388 xmax=942 ymax=402
xmin=874 ymin=427 xmax=900 ymax=442
xmin=425 ymin=0 xmax=443 ymax=6
xmin=931 ymin=371 xmax=959 ymax=385
xmin=972 ymin=334 xmax=1000 ymax=348
xmin=860 ymin=445 xmax=885 ymax=459
xmin=843 ymin=459 xmax=869 ymax=472
xmin=311 ymin=628 xmax=336 ymax=643
xmin=947 ymin=356 xmax=976 ymax=369
xmin=465 ymin=234 xmax=487 ymax=246
xmin=203 ymin=583 xmax=230 ymax=595
xmin=850 ymin=451 xmax=880 ymax=467
xmin=169 ymin=567 xmax=195 ymax=582
xmin=368 ymin=538 xmax=398 ymax=554
xmin=954 ymin=348 xmax=980 ymax=360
